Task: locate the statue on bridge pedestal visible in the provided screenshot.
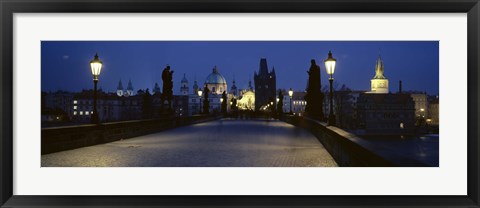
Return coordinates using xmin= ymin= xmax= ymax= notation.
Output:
xmin=305 ymin=59 xmax=324 ymax=121
xmin=161 ymin=65 xmax=174 ymax=115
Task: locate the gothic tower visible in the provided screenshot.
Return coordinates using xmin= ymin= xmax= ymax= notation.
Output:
xmin=126 ymin=79 xmax=134 ymax=96
xmin=370 ymin=55 xmax=389 ymax=93
xmin=254 ymin=58 xmax=276 ymax=111
xmin=116 ymin=80 xmax=124 ymax=97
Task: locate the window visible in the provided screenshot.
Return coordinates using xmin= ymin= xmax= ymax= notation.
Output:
xmin=79 ymin=111 xmax=83 ymax=115
xmin=73 ymin=106 xmax=77 ymax=110
xmin=85 ymin=111 xmax=90 ymax=115
xmin=73 ymin=111 xmax=77 ymax=115
xmin=73 ymin=100 xmax=77 ymax=104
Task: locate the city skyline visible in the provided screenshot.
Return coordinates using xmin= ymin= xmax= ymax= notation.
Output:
xmin=41 ymin=41 xmax=439 ymax=95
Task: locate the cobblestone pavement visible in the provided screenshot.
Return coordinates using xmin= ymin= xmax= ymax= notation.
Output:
xmin=42 ymin=119 xmax=338 ymax=167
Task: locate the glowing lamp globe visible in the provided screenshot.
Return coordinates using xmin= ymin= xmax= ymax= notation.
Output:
xmin=324 ymin=51 xmax=336 ymax=76
xmin=90 ymin=53 xmax=103 ymax=80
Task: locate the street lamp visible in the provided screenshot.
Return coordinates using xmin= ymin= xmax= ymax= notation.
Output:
xmin=288 ymin=88 xmax=293 ymax=114
xmin=197 ymin=90 xmax=203 ymax=114
xmin=220 ymin=97 xmax=224 ymax=114
xmin=90 ymin=53 xmax=102 ymax=124
xmin=324 ymin=51 xmax=336 ymax=126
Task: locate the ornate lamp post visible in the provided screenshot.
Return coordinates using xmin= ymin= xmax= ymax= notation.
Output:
xmin=90 ymin=53 xmax=103 ymax=124
xmin=197 ymin=90 xmax=203 ymax=114
xmin=324 ymin=51 xmax=337 ymax=126
xmin=288 ymin=88 xmax=293 ymax=114
xmin=220 ymin=97 xmax=224 ymax=114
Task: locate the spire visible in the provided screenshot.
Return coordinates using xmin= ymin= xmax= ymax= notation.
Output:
xmin=127 ymin=79 xmax=133 ymax=90
xmin=271 ymin=66 xmax=276 ymax=75
xmin=193 ymin=80 xmax=199 ymax=92
xmin=117 ymin=80 xmax=123 ymax=90
xmin=153 ymin=82 xmax=161 ymax=94
xmin=230 ymin=75 xmax=238 ymax=96
xmin=374 ymin=54 xmax=386 ymax=79
xmin=213 ymin=66 xmax=218 ymax=73
xmin=259 ymin=58 xmax=269 ymax=75
xmin=248 ymin=79 xmax=253 ymax=91
xmin=181 ymin=73 xmax=188 ymax=83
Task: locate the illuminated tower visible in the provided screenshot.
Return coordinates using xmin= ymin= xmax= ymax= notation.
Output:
xmin=370 ymin=55 xmax=389 ymax=93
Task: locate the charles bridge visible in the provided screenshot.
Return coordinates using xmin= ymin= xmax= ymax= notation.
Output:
xmin=41 ymin=115 xmax=431 ymax=167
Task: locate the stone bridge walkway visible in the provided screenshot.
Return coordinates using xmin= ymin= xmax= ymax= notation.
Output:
xmin=41 ymin=119 xmax=337 ymax=167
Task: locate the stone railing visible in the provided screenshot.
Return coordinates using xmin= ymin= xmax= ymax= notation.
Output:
xmin=41 ymin=115 xmax=218 ymax=155
xmin=280 ymin=115 xmax=395 ymax=167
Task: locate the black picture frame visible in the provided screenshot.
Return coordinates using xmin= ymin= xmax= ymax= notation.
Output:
xmin=1 ymin=0 xmax=479 ymax=207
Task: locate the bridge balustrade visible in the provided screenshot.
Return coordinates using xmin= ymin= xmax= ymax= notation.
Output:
xmin=41 ymin=115 xmax=218 ymax=154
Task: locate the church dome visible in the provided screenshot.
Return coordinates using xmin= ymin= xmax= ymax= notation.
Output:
xmin=205 ymin=66 xmax=226 ymax=84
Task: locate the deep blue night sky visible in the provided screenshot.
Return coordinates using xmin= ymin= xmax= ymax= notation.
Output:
xmin=41 ymin=41 xmax=439 ymax=95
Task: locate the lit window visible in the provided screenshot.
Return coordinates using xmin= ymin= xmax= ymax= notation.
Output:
xmin=73 ymin=111 xmax=77 ymax=115
xmin=79 ymin=111 xmax=83 ymax=115
xmin=73 ymin=106 xmax=77 ymax=110
xmin=73 ymin=100 xmax=77 ymax=104
xmin=85 ymin=111 xmax=90 ymax=115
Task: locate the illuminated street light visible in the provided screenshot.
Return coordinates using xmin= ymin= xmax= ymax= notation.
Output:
xmin=90 ymin=53 xmax=102 ymax=124
xmin=288 ymin=88 xmax=293 ymax=114
xmin=324 ymin=51 xmax=336 ymax=126
xmin=198 ymin=90 xmax=203 ymax=114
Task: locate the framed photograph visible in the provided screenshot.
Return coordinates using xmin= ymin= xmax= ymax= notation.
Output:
xmin=1 ymin=0 xmax=479 ymax=207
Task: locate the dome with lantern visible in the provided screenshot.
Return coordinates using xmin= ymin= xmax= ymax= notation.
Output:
xmin=204 ymin=66 xmax=227 ymax=94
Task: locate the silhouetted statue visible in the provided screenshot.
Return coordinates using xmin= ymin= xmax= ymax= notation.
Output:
xmin=221 ymin=91 xmax=227 ymax=115
xmin=203 ymin=85 xmax=210 ymax=114
xmin=305 ymin=59 xmax=324 ymax=120
xmin=161 ymin=65 xmax=174 ymax=113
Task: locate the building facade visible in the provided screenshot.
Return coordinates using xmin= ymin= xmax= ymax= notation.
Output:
xmin=356 ymin=93 xmax=415 ymax=135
